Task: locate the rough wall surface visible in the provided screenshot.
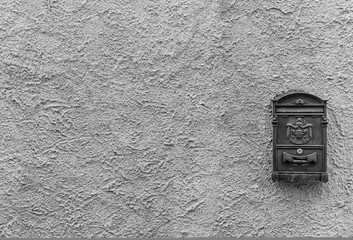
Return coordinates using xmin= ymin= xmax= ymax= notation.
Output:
xmin=1 ymin=0 xmax=353 ymax=238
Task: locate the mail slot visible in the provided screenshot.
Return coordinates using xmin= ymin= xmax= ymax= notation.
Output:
xmin=272 ymin=92 xmax=328 ymax=182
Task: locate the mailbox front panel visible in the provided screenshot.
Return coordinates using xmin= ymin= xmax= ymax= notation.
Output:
xmin=272 ymin=92 xmax=328 ymax=182
xmin=276 ymin=116 xmax=323 ymax=145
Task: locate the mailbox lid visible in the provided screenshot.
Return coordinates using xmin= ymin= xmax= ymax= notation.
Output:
xmin=275 ymin=105 xmax=324 ymax=113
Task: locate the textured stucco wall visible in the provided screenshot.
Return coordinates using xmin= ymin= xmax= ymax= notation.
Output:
xmin=1 ymin=0 xmax=353 ymax=238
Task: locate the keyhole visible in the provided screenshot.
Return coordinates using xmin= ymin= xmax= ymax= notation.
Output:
xmin=297 ymin=148 xmax=303 ymax=155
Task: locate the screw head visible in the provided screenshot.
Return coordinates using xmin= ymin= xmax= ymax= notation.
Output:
xmin=297 ymin=148 xmax=303 ymax=154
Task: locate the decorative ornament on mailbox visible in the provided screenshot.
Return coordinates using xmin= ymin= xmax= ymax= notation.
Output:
xmin=272 ymin=92 xmax=328 ymax=182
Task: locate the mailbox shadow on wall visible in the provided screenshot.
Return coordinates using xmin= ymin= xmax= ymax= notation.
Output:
xmin=272 ymin=92 xmax=328 ymax=182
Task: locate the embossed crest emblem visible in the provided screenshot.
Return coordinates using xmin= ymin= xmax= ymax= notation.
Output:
xmin=286 ymin=117 xmax=312 ymax=144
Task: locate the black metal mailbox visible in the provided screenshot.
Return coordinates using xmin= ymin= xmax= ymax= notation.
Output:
xmin=272 ymin=92 xmax=328 ymax=182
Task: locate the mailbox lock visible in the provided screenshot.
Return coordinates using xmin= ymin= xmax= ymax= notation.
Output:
xmin=297 ymin=148 xmax=303 ymax=155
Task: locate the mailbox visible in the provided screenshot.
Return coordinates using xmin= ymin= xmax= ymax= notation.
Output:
xmin=272 ymin=92 xmax=328 ymax=182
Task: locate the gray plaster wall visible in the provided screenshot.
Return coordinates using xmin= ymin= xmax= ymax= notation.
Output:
xmin=1 ymin=0 xmax=353 ymax=238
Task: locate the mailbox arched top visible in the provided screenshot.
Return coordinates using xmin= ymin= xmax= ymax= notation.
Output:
xmin=273 ymin=92 xmax=326 ymax=105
